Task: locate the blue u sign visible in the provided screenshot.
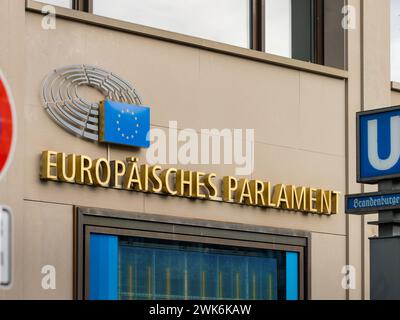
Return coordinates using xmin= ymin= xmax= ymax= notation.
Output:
xmin=358 ymin=106 xmax=400 ymax=183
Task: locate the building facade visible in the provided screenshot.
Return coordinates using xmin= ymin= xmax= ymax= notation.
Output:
xmin=0 ymin=0 xmax=399 ymax=300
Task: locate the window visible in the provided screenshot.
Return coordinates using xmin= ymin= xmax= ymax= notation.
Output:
xmin=90 ymin=234 xmax=299 ymax=300
xmin=264 ymin=0 xmax=345 ymax=67
xmin=76 ymin=208 xmax=308 ymax=300
xmin=392 ymin=0 xmax=400 ymax=82
xmin=92 ymin=0 xmax=251 ymax=48
xmin=35 ymin=0 xmax=73 ymax=9
xmin=35 ymin=0 xmax=346 ymax=68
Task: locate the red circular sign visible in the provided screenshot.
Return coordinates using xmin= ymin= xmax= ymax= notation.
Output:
xmin=0 ymin=72 xmax=16 ymax=180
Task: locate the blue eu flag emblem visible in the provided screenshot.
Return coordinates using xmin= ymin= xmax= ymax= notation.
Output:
xmin=99 ymin=100 xmax=150 ymax=148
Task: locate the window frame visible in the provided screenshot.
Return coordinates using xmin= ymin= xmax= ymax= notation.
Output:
xmin=74 ymin=206 xmax=311 ymax=300
xmin=73 ymin=0 xmax=92 ymax=12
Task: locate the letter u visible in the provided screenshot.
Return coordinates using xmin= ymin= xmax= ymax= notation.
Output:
xmin=367 ymin=116 xmax=400 ymax=170
xmin=57 ymin=153 xmax=76 ymax=182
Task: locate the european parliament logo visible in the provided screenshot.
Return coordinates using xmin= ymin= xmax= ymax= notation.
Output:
xmin=99 ymin=100 xmax=150 ymax=148
xmin=41 ymin=65 xmax=151 ymax=149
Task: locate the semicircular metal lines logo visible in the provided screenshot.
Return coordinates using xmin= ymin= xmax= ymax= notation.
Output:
xmin=41 ymin=65 xmax=149 ymax=146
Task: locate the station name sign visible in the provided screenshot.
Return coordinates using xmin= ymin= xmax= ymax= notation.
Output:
xmin=40 ymin=150 xmax=340 ymax=215
xmin=346 ymin=191 xmax=400 ymax=214
xmin=346 ymin=105 xmax=400 ymax=216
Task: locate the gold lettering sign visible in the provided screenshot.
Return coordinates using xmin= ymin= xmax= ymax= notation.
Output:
xmin=40 ymin=151 xmax=340 ymax=215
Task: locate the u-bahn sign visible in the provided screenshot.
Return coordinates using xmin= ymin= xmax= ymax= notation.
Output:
xmin=357 ymin=106 xmax=400 ymax=183
xmin=0 ymin=71 xmax=16 ymax=180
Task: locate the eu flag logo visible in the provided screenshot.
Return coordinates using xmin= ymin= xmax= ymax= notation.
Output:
xmin=99 ymin=100 xmax=150 ymax=148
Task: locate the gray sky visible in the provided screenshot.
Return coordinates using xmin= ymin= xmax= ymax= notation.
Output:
xmin=93 ymin=0 xmax=250 ymax=48
xmin=392 ymin=0 xmax=400 ymax=82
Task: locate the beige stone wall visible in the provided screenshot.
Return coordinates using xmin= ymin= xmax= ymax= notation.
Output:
xmin=0 ymin=0 xmax=394 ymax=300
